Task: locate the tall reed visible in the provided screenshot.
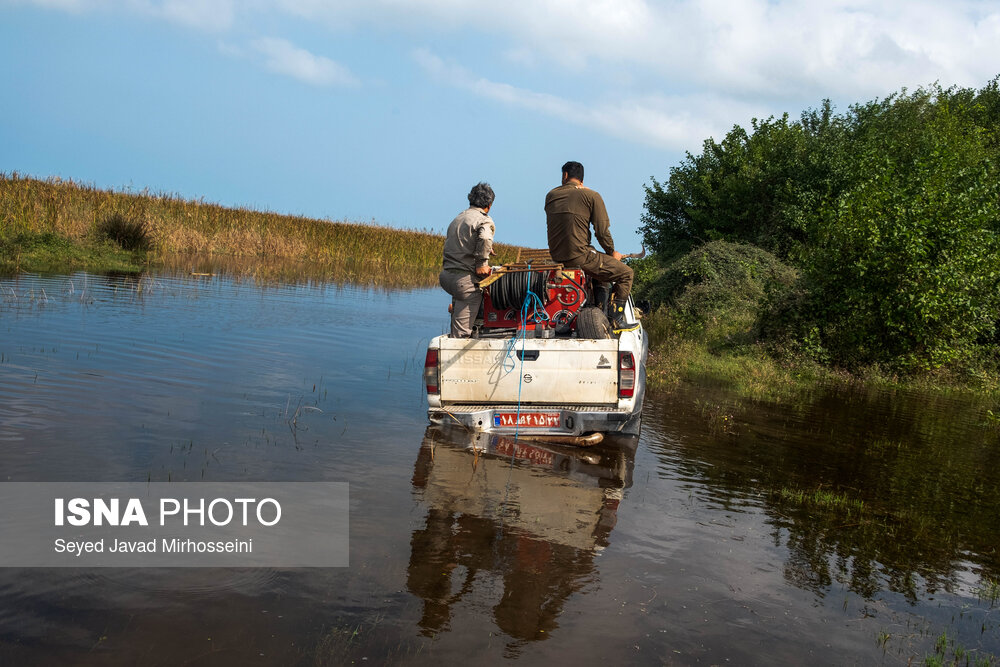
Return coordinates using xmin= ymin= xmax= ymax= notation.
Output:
xmin=0 ymin=173 xmax=521 ymax=283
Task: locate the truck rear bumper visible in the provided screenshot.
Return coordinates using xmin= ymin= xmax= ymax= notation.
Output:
xmin=427 ymin=404 xmax=642 ymax=437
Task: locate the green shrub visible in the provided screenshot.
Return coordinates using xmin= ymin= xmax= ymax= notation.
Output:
xmin=637 ymin=240 xmax=797 ymax=346
xmin=627 ymin=255 xmax=660 ymax=298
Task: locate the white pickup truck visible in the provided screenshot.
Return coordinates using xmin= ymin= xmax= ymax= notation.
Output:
xmin=424 ymin=281 xmax=648 ymax=442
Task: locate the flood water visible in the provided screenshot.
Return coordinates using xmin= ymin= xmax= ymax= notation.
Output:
xmin=1 ymin=270 xmax=998 ymax=666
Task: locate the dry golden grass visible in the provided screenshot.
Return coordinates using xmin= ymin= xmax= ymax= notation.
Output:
xmin=1 ymin=172 xmax=521 ymax=284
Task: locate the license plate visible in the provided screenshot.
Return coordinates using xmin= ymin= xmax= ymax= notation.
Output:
xmin=492 ymin=411 xmax=561 ymax=428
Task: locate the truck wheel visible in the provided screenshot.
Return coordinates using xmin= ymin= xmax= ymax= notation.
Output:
xmin=576 ymin=306 xmax=612 ymax=339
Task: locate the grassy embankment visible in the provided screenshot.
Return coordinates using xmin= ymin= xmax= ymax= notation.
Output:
xmin=644 ymin=332 xmax=1000 ymax=402
xmin=0 ymin=173 xmax=519 ymax=285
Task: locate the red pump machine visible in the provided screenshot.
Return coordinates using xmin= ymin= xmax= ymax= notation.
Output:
xmin=480 ymin=266 xmax=589 ymax=335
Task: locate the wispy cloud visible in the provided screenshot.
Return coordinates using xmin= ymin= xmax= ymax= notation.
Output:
xmin=14 ymin=0 xmax=236 ymax=30
xmin=14 ymin=0 xmax=106 ymax=10
xmin=252 ymin=37 xmax=358 ymax=87
xmin=149 ymin=0 xmax=236 ymax=32
xmin=413 ymin=49 xmax=758 ymax=152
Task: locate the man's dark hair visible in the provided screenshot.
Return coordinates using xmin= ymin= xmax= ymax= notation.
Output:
xmin=468 ymin=182 xmax=495 ymax=209
xmin=561 ymin=161 xmax=584 ymax=182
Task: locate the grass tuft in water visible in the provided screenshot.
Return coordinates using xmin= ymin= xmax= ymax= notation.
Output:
xmin=777 ymin=486 xmax=867 ymax=518
xmin=694 ymin=398 xmax=738 ymax=434
xmin=976 ymin=576 xmax=1000 ymax=607
xmin=923 ymin=630 xmax=998 ymax=667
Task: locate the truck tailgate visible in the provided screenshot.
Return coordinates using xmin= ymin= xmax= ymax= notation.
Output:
xmin=437 ymin=337 xmax=620 ymax=405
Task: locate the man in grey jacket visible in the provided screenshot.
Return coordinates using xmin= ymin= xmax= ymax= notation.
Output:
xmin=439 ymin=182 xmax=496 ymax=337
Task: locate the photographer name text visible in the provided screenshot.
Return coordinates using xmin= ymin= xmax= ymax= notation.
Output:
xmin=54 ymin=537 xmax=253 ymax=555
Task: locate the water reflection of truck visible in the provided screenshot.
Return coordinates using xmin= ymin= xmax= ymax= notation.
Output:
xmin=424 ymin=252 xmax=648 ymax=442
xmin=408 ymin=425 xmax=634 ymax=641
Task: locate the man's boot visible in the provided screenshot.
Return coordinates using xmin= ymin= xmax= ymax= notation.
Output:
xmin=610 ymin=298 xmax=639 ymax=333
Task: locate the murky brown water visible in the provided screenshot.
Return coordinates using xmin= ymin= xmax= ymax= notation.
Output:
xmin=1 ymin=270 xmax=998 ymax=665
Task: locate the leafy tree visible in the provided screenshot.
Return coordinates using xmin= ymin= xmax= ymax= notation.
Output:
xmin=804 ymin=89 xmax=1000 ymax=369
xmin=642 ymin=111 xmax=831 ymax=261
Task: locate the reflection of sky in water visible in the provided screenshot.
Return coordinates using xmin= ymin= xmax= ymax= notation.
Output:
xmin=0 ymin=272 xmax=446 ymax=482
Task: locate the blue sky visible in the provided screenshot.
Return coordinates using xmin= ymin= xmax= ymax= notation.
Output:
xmin=2 ymin=1 xmax=999 ymax=250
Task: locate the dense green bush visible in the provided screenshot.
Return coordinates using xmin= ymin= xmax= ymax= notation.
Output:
xmin=641 ymin=79 xmax=1000 ymax=372
xmin=636 ymin=240 xmax=797 ymax=346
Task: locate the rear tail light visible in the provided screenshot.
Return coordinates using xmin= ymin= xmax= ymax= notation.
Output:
xmin=619 ymin=351 xmax=635 ymax=398
xmin=424 ymin=348 xmax=439 ymax=394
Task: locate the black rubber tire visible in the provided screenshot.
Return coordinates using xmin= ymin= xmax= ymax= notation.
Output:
xmin=575 ymin=306 xmax=612 ymax=339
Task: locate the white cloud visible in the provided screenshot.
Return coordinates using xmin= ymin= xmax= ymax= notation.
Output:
xmin=148 ymin=0 xmax=235 ymax=31
xmin=277 ymin=0 xmax=1000 ymax=98
xmin=252 ymin=37 xmax=358 ymax=87
xmin=276 ymin=0 xmax=659 ymax=69
xmin=675 ymin=0 xmax=1000 ymax=99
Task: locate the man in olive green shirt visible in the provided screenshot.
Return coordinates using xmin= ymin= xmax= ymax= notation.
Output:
xmin=545 ymin=161 xmax=635 ymax=331
xmin=439 ymin=182 xmax=496 ymax=337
